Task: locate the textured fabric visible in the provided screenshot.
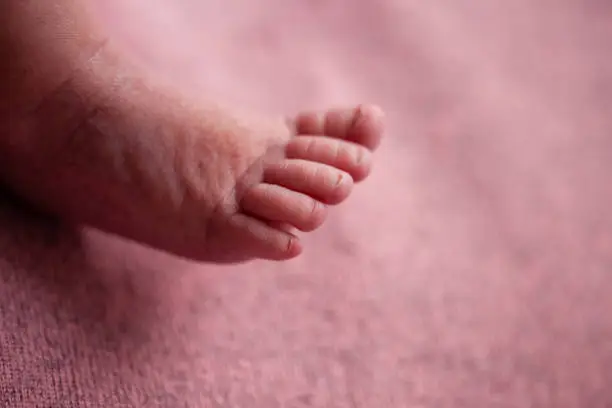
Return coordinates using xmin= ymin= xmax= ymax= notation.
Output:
xmin=1 ymin=0 xmax=611 ymax=407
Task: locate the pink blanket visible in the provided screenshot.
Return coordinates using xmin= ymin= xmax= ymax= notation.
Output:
xmin=2 ymin=0 xmax=611 ymax=406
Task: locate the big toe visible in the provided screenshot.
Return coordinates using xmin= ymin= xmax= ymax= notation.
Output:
xmin=292 ymin=104 xmax=385 ymax=151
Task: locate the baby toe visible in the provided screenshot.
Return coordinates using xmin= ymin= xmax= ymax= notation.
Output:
xmin=226 ymin=213 xmax=303 ymax=260
xmin=264 ymin=159 xmax=353 ymax=205
xmin=293 ymin=104 xmax=384 ymax=150
xmin=241 ymin=183 xmax=328 ymax=232
xmin=285 ymin=136 xmax=372 ymax=182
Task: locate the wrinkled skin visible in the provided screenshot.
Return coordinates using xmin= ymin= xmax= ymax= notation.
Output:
xmin=0 ymin=0 xmax=384 ymax=263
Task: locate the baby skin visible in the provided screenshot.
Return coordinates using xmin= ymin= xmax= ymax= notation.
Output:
xmin=0 ymin=1 xmax=384 ymax=263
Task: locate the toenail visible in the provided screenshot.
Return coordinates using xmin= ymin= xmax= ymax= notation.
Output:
xmin=310 ymin=199 xmax=322 ymax=216
xmin=334 ymin=172 xmax=345 ymax=187
xmin=357 ymin=104 xmax=383 ymax=121
xmin=285 ymin=235 xmax=300 ymax=257
xmin=367 ymin=104 xmax=385 ymax=119
xmin=355 ymin=147 xmax=367 ymax=165
xmin=307 ymin=200 xmax=326 ymax=228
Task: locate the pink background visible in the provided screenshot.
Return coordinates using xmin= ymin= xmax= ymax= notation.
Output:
xmin=1 ymin=0 xmax=611 ymax=406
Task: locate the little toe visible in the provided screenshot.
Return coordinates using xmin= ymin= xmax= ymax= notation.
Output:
xmin=241 ymin=184 xmax=327 ymax=232
xmin=293 ymin=104 xmax=385 ymax=151
xmin=264 ymin=159 xmax=354 ymax=205
xmin=286 ymin=136 xmax=372 ymax=182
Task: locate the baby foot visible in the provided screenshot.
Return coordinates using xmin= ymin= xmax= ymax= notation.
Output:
xmin=3 ymin=86 xmax=384 ymax=263
xmin=0 ymin=1 xmax=384 ymax=264
xmin=208 ymin=105 xmax=384 ymax=262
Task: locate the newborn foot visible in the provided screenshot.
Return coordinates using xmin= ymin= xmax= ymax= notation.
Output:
xmin=209 ymin=105 xmax=384 ymax=262
xmin=0 ymin=1 xmax=384 ymax=263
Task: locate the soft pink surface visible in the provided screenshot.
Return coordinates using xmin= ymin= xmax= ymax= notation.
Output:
xmin=1 ymin=1 xmax=611 ymax=407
